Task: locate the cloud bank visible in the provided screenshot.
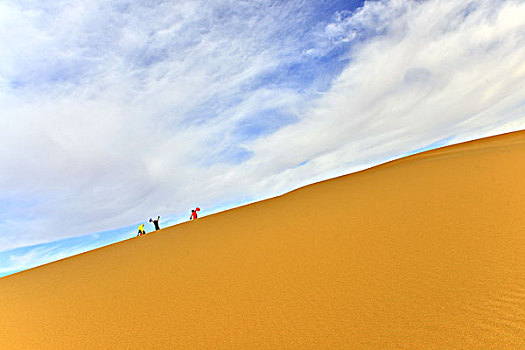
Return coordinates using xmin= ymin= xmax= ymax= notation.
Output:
xmin=1 ymin=0 xmax=525 ymax=253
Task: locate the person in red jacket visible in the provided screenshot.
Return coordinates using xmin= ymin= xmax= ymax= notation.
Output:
xmin=189 ymin=207 xmax=200 ymax=220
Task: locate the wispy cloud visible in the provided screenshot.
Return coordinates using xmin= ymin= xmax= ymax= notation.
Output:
xmin=0 ymin=0 xmax=359 ymax=251
xmin=1 ymin=0 xmax=524 ymax=258
xmin=0 ymin=225 xmax=133 ymax=277
xmin=237 ymin=0 xmax=525 ymax=190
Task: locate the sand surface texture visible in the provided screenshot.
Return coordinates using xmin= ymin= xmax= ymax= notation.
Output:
xmin=1 ymin=131 xmax=525 ymax=349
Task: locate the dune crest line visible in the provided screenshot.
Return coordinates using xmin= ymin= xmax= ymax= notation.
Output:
xmin=1 ymin=130 xmax=525 ymax=349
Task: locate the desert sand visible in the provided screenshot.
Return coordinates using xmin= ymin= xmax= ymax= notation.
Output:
xmin=1 ymin=130 xmax=524 ymax=349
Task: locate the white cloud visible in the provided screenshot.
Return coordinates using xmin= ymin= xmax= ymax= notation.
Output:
xmin=0 ymin=0 xmax=332 ymax=250
xmin=0 ymin=244 xmax=65 ymax=275
xmin=1 ymin=0 xmax=525 ymax=253
xmin=0 ymin=226 xmax=134 ymax=276
xmin=239 ymin=0 xmax=525 ymax=193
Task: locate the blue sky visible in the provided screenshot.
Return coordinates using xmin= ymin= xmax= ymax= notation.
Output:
xmin=1 ymin=0 xmax=525 ymax=277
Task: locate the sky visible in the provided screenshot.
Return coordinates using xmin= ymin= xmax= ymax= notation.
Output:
xmin=1 ymin=0 xmax=525 ymax=277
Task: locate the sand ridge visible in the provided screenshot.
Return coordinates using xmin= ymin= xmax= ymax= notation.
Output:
xmin=0 ymin=130 xmax=524 ymax=349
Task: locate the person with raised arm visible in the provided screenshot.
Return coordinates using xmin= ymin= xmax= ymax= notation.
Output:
xmin=149 ymin=216 xmax=161 ymax=230
xmin=189 ymin=207 xmax=200 ymax=220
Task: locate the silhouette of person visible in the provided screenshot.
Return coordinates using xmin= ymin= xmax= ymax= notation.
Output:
xmin=137 ymin=224 xmax=145 ymax=236
xmin=149 ymin=216 xmax=160 ymax=230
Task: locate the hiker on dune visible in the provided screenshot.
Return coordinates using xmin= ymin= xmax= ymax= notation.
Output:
xmin=189 ymin=207 xmax=200 ymax=220
xmin=150 ymin=216 xmax=161 ymax=230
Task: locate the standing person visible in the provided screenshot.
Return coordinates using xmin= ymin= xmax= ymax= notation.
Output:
xmin=149 ymin=216 xmax=161 ymax=230
xmin=137 ymin=224 xmax=146 ymax=236
xmin=189 ymin=207 xmax=200 ymax=220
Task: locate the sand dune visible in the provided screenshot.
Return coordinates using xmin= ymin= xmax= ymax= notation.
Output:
xmin=1 ymin=130 xmax=525 ymax=349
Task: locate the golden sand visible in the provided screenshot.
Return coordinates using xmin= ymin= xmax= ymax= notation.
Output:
xmin=1 ymin=130 xmax=524 ymax=349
